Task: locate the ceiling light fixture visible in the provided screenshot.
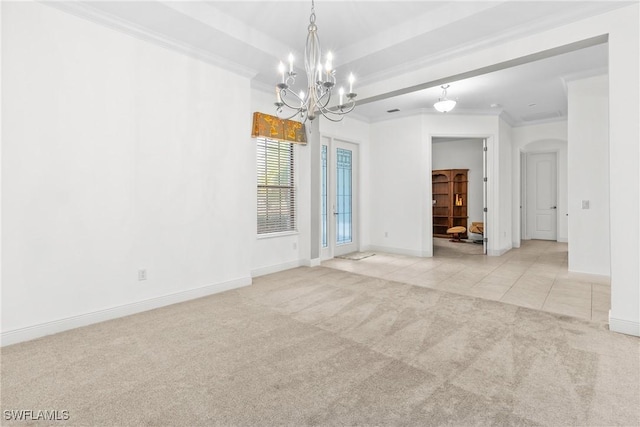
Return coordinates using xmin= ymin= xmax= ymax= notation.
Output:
xmin=433 ymin=85 xmax=457 ymax=113
xmin=275 ymin=0 xmax=356 ymax=124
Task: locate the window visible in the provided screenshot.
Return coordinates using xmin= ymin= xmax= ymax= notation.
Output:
xmin=257 ymin=137 xmax=296 ymax=234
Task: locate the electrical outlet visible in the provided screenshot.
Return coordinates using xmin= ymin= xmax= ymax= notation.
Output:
xmin=138 ymin=269 xmax=147 ymax=281
xmin=582 ymin=200 xmax=590 ymax=209
xmin=384 ymin=231 xmax=388 ymax=238
xmin=292 ymin=242 xmax=297 ymax=250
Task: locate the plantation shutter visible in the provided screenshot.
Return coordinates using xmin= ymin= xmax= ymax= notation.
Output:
xmin=257 ymin=137 xmax=296 ymax=234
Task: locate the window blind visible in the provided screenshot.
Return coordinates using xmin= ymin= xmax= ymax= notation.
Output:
xmin=257 ymin=137 xmax=296 ymax=234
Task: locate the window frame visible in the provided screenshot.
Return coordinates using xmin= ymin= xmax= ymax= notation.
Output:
xmin=256 ymin=137 xmax=297 ymax=236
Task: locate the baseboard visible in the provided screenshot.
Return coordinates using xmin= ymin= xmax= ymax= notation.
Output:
xmin=487 ymin=246 xmax=511 ymax=256
xmin=305 ymin=258 xmax=322 ymax=267
xmin=1 ymin=276 xmax=251 ymax=347
xmin=557 ymin=237 xmax=568 ymax=243
xmin=251 ymin=260 xmax=302 ymax=278
xmin=609 ymin=314 xmax=640 ymax=337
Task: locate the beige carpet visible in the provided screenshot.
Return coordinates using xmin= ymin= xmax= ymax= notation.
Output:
xmin=2 ymin=267 xmax=639 ymax=426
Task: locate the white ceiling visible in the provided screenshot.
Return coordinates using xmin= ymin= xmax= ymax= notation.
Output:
xmin=60 ymin=1 xmax=629 ymax=125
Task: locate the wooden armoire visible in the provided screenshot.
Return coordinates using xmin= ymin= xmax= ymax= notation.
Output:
xmin=432 ymin=169 xmax=469 ymax=238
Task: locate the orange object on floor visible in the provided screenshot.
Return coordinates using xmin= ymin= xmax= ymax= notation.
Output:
xmin=447 ymin=226 xmax=466 ymax=242
xmin=469 ymin=222 xmax=484 ymax=234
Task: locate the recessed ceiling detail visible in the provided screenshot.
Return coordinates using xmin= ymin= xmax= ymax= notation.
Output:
xmin=45 ymin=1 xmax=620 ymax=126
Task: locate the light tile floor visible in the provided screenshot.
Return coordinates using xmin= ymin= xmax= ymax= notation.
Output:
xmin=322 ymin=239 xmax=610 ymax=324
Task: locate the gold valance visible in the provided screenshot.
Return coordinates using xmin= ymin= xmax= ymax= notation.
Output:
xmin=251 ymin=112 xmax=307 ymax=144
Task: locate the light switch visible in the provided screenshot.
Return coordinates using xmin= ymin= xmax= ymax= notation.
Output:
xmin=582 ymin=200 xmax=590 ymax=209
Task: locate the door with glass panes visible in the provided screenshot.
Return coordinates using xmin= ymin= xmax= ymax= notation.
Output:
xmin=321 ymin=137 xmax=359 ymax=258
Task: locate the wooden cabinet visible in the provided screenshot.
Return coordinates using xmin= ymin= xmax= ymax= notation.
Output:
xmin=432 ymin=169 xmax=468 ymax=238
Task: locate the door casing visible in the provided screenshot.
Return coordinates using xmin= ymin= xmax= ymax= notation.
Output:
xmin=523 ymin=151 xmax=558 ymax=241
xmin=320 ymin=137 xmax=359 ymax=259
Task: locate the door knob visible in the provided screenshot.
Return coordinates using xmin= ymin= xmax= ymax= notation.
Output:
xmin=550 ymin=206 xmax=557 ymax=209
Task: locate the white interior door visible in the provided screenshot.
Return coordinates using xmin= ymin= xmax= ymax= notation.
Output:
xmin=323 ymin=139 xmax=359 ymax=257
xmin=526 ymin=152 xmax=557 ymax=240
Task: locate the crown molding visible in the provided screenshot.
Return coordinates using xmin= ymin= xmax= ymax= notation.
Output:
xmin=160 ymin=1 xmax=299 ymax=66
xmin=335 ymin=1 xmax=508 ymax=71
xmin=42 ymin=1 xmax=259 ymax=79
xmin=355 ymin=34 xmax=607 ymax=122
xmin=510 ymin=115 xmax=568 ymax=129
xmin=357 ymin=4 xmax=614 ymax=89
xmin=560 ymin=67 xmax=608 ymax=96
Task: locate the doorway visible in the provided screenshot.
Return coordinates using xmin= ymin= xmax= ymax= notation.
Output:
xmin=321 ymin=137 xmax=359 ymax=259
xmin=431 ymin=137 xmax=487 ymax=255
xmin=523 ymin=152 xmax=558 ymax=241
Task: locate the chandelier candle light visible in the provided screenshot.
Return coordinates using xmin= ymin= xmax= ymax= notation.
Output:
xmin=275 ymin=0 xmax=356 ymax=123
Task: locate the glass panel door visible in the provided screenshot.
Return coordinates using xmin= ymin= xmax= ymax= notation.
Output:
xmin=336 ymin=148 xmax=353 ymax=245
xmin=321 ymin=144 xmax=328 ymax=248
xmin=332 ymin=140 xmax=358 ymax=256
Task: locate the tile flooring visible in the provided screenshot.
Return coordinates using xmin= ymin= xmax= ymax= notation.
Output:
xmin=322 ymin=239 xmax=610 ymax=324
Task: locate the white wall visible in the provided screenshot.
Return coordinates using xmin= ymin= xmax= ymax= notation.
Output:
xmin=498 ymin=118 xmax=513 ymax=252
xmin=512 ymin=121 xmax=568 ymax=246
xmin=249 ymin=88 xmax=305 ymax=276
xmin=360 ymin=4 xmax=639 ymax=335
xmin=368 ymin=112 xmax=508 ymax=257
xmin=606 ymin=4 xmax=639 ymax=336
xmin=567 ymin=75 xmax=610 ymax=276
xmin=368 ymin=114 xmax=425 ymax=256
xmin=432 ymin=138 xmax=484 ymax=231
xmin=2 ymin=2 xmax=254 ymax=344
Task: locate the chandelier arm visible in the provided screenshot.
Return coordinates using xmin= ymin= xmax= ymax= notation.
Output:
xmin=316 ymin=102 xmax=340 ymax=115
xmin=278 ymin=89 xmax=306 ymax=111
xmin=319 ymin=101 xmax=355 ymax=118
xmin=276 ymin=108 xmax=307 ymax=121
xmin=333 ymin=101 xmax=357 ymax=115
xmin=317 ymin=110 xmax=346 ymax=122
xmin=314 ymin=87 xmax=332 ymax=109
xmin=316 ymin=93 xmax=356 ymax=116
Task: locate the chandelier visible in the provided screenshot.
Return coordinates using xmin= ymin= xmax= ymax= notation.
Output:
xmin=434 ymin=85 xmax=457 ymax=113
xmin=275 ymin=0 xmax=356 ymax=123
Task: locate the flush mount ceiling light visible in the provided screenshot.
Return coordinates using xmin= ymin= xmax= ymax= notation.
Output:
xmin=274 ymin=0 xmax=356 ymax=123
xmin=433 ymin=85 xmax=457 ymax=113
